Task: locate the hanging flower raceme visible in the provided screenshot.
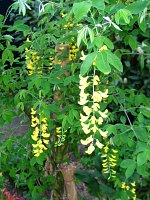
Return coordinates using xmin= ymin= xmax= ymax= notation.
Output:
xmin=101 ymin=143 xmax=118 ymax=179
xmin=78 ymin=73 xmax=109 ymax=154
xmin=25 ymin=38 xmax=42 ymax=76
xmin=121 ymin=181 xmax=136 ymax=199
xmin=31 ymin=108 xmax=50 ymax=157
xmin=54 ymin=127 xmax=66 ymax=147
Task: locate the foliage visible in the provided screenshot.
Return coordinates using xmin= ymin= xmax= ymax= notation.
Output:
xmin=0 ymin=0 xmax=150 ymax=199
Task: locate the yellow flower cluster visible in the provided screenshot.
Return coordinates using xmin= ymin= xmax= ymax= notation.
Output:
xmin=121 ymin=181 xmax=136 ymax=199
xmin=49 ymin=56 xmax=55 ymax=69
xmin=69 ymin=44 xmax=79 ymax=61
xmin=54 ymin=127 xmax=66 ymax=147
xmin=78 ymin=74 xmax=109 ymax=154
xmin=31 ymin=108 xmax=50 ymax=157
xmin=102 ymin=143 xmax=118 ymax=179
xmin=61 ymin=12 xmax=67 ymax=18
xmin=63 ymin=21 xmax=83 ymax=30
xmin=25 ymin=46 xmax=42 ymax=76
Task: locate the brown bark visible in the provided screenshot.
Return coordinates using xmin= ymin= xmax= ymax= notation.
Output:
xmin=59 ymin=163 xmax=77 ymax=200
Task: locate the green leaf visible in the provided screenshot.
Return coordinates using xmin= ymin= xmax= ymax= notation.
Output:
xmin=72 ymin=110 xmax=79 ymax=119
xmin=77 ymin=28 xmax=86 ymax=47
xmin=137 ymin=165 xmax=149 ymax=177
xmin=128 ymin=35 xmax=138 ymax=50
xmin=62 ymin=116 xmax=68 ymax=128
xmin=120 ymin=159 xmax=136 ymax=179
xmin=135 ymin=127 xmax=149 ymax=142
xmin=126 ymin=1 xmax=149 ymax=14
xmin=125 ymin=164 xmax=135 ymax=179
xmin=8 ymin=20 xmax=31 ymax=33
xmin=120 ymin=159 xmax=134 ymax=168
xmin=9 ymin=168 xmax=16 ymax=178
xmin=138 ymin=19 xmax=147 ymax=32
xmin=0 ymin=43 xmax=4 ymax=50
xmin=94 ymin=36 xmax=114 ymax=49
xmin=107 ymin=51 xmax=123 ymax=72
xmin=115 ymin=9 xmax=132 ymax=25
xmin=96 ymin=51 xmax=111 ymax=74
xmin=80 ymin=52 xmax=97 ymax=76
xmin=136 ymin=141 xmax=148 ymax=153
xmin=2 ymin=49 xmax=9 ymax=64
xmin=140 ymin=107 xmax=150 ymax=118
xmin=88 ymin=28 xmax=94 ymax=44
xmin=92 ymin=0 xmax=105 ymax=10
xmin=103 ymin=37 xmax=114 ymax=50
xmin=137 ymin=151 xmax=148 ymax=166
xmin=94 ymin=36 xmax=104 ymax=48
xmin=73 ymin=1 xmax=92 ymax=21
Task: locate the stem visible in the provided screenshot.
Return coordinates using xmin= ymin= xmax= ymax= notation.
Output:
xmin=123 ymin=108 xmax=137 ymax=138
xmin=122 ymin=52 xmax=150 ymax=56
xmin=90 ymin=10 xmax=99 ymax=36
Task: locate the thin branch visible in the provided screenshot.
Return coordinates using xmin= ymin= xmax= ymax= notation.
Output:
xmin=122 ymin=52 xmax=150 ymax=56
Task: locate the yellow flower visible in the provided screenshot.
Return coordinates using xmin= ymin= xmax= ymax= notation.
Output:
xmin=32 ymin=143 xmax=38 ymax=148
xmin=81 ymin=123 xmax=91 ymax=134
xmin=42 ymin=133 xmax=50 ymax=138
xmin=34 ymin=152 xmax=40 ymax=157
xmin=42 ymin=117 xmax=47 ymax=123
xmin=92 ymin=103 xmax=100 ymax=111
xmin=32 ymin=117 xmax=40 ymax=124
xmin=27 ymin=62 xmax=34 ymax=70
xmin=99 ymin=129 xmax=108 ymax=137
xmin=80 ymin=51 xmax=87 ymax=61
xmin=99 ymin=109 xmax=108 ymax=118
xmin=79 ymin=75 xmax=89 ymax=87
xmin=100 ymin=89 xmax=108 ymax=98
xmin=103 ymin=170 xmax=109 ymax=174
xmin=100 ymin=45 xmax=108 ymax=51
xmin=43 ymin=139 xmax=49 ymax=144
xmin=83 ymin=106 xmax=92 ymax=116
xmin=112 ymin=149 xmax=118 ymax=153
xmin=92 ymin=91 xmax=102 ymax=102
xmin=110 ymin=163 xmax=117 ymax=167
xmin=126 ymin=186 xmax=130 ymax=190
xmin=131 ymin=188 xmax=136 ymax=194
xmin=26 ymin=38 xmax=31 ymax=42
xmin=131 ymin=182 xmax=136 ymax=187
xmin=78 ymin=95 xmax=89 ymax=105
xmin=101 ymin=154 xmax=107 ymax=158
xmin=56 ymin=127 xmax=61 ymax=133
xmin=111 ymin=170 xmax=116 ymax=174
xmin=121 ymin=182 xmax=126 ymax=189
xmin=42 ymin=124 xmax=48 ymax=132
xmin=31 ymin=135 xmax=38 ymax=141
xmin=109 ymin=157 xmax=116 ymax=162
xmin=91 ymin=125 xmax=98 ymax=133
xmin=133 ymin=195 xmax=136 ymax=200
xmin=93 ymin=75 xmax=100 ymax=85
xmin=85 ymin=143 xmax=95 ymax=154
xmin=31 ymin=122 xmax=38 ymax=127
xmin=96 ymin=140 xmax=104 ymax=149
xmin=61 ymin=13 xmax=67 ymax=18
xmin=81 ymin=135 xmax=93 ymax=145
xmin=111 ymin=155 xmax=116 ymax=159
xmin=97 ymin=117 xmax=103 ymax=125
xmin=104 ymin=146 xmax=109 ymax=153
xmin=91 ymin=116 xmax=97 ymax=124
xmin=31 ymin=108 xmax=36 ymax=115
xmin=80 ymin=113 xmax=89 ymax=122
xmin=102 ymin=163 xmax=107 ymax=167
xmin=37 ymin=139 xmax=42 ymax=144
